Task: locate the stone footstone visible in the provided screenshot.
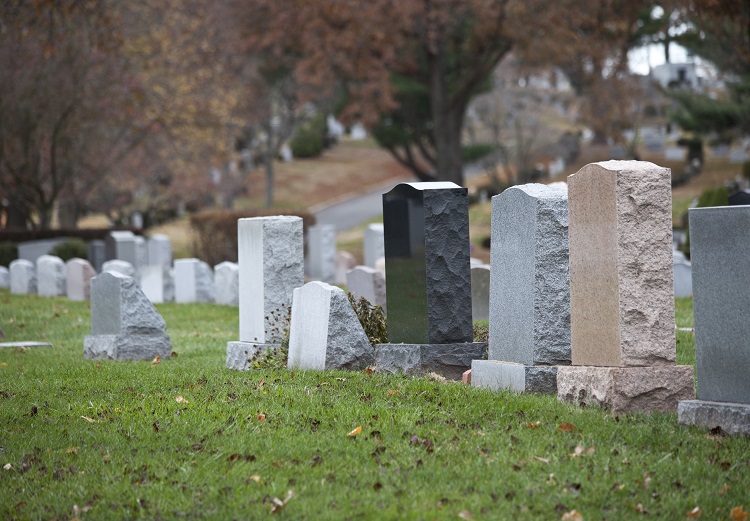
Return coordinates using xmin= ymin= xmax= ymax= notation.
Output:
xmin=472 ymin=360 xmax=558 ymax=394
xmin=84 ymin=271 xmax=171 ymax=361
xmin=678 ymin=400 xmax=750 ymax=437
xmin=0 ymin=266 xmax=8 ymax=289
xmin=225 ymin=341 xmax=279 ymax=371
xmin=9 ymin=259 xmax=36 ymax=295
xmin=66 ymin=258 xmax=97 ymax=301
xmin=287 ymin=281 xmax=374 ymax=371
xmin=37 ymin=255 xmax=66 ymax=297
xmin=556 ymin=365 xmax=695 ymax=414
xmin=375 ymin=343 xmax=487 ymax=380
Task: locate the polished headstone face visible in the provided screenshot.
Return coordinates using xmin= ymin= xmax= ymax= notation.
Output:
xmin=382 ymin=182 xmax=472 ymax=344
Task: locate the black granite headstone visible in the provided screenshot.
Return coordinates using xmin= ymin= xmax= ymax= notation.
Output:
xmin=382 ymin=182 xmax=473 ymax=344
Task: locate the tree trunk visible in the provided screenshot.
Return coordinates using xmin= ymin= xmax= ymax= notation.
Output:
xmin=264 ymin=152 xmax=275 ymax=208
xmin=57 ymin=197 xmax=80 ymax=229
xmin=429 ymin=49 xmax=465 ymax=186
xmin=4 ymin=200 xmax=29 ymax=230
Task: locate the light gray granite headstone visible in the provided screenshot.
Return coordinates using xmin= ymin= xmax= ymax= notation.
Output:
xmin=470 ymin=264 xmax=490 ymax=322
xmin=0 ymin=266 xmax=9 ymax=289
xmin=287 ymin=281 xmax=374 ymax=370
xmin=140 ymin=265 xmax=175 ymax=304
xmin=147 ymin=234 xmax=172 ymax=267
xmin=36 ymin=254 xmax=66 ymax=297
xmin=9 ymin=259 xmax=36 ymax=295
xmin=214 ymin=261 xmax=239 ymax=306
xmin=66 ymin=258 xmax=97 ymax=301
xmin=307 ymin=224 xmax=336 ymax=282
xmin=364 ymin=223 xmax=385 ymax=268
xmin=102 ymin=259 xmax=136 ymax=279
xmin=106 ymin=231 xmax=137 ymax=265
xmin=174 ymin=258 xmax=214 ymax=303
xmin=335 ymin=251 xmax=356 ymax=284
xmin=84 ymin=271 xmax=171 ymax=360
xmin=346 ymin=265 xmax=386 ymax=311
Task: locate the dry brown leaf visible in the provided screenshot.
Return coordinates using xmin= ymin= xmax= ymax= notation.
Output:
xmin=151 ymin=355 xmax=160 ymax=365
xmin=686 ymin=506 xmax=702 ymax=518
xmin=562 ymin=510 xmax=583 ymax=521
xmin=248 ymin=475 xmax=261 ymax=483
xmin=458 ymin=510 xmax=473 ymax=520
xmin=80 ymin=416 xmax=99 ymax=423
xmin=3 ymin=463 xmax=13 ymax=470
xmin=386 ymin=389 xmax=399 ymax=397
xmin=66 ymin=447 xmax=78 ymax=454
xmin=528 ymin=421 xmax=541 ymax=428
xmin=730 ymin=506 xmax=749 ymax=521
xmin=175 ymin=395 xmax=188 ymax=404
xmin=558 ymin=423 xmax=576 ymax=431
xmin=348 ymin=425 xmax=362 ymax=437
xmin=534 ymin=456 xmax=550 ymax=464
xmin=0 ymin=362 xmax=7 ymax=367
xmin=270 ymin=490 xmax=293 ymax=513
xmin=719 ymin=484 xmax=730 ymax=495
xmin=258 ymin=413 xmax=266 ymax=422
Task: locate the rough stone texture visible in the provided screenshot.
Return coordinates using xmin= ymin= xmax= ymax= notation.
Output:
xmin=147 ymin=234 xmax=172 ymax=267
xmin=85 ymin=271 xmax=171 ymax=360
xmin=0 ymin=266 xmax=9 ymax=289
xmin=88 ymin=240 xmax=106 ymax=273
xmin=307 ymin=224 xmax=336 ymax=282
xmin=470 ymin=265 xmax=490 ymax=321
xmin=214 ymin=261 xmax=239 ymax=306
xmin=65 ymin=258 xmax=96 ymax=301
xmin=568 ymin=161 xmax=675 ymax=367
xmin=364 ymin=223 xmax=385 ymax=268
xmin=557 ymin=365 xmax=695 ymax=413
xmin=36 ymin=255 xmax=66 ymax=297
xmin=489 ymin=184 xmax=571 ymax=365
xmin=375 ymin=342 xmax=487 ymax=380
xmin=106 ymin=231 xmax=138 ymax=265
xmin=140 ymin=265 xmax=175 ymax=304
xmin=226 ymin=342 xmax=278 ymax=370
xmin=678 ymin=400 xmax=750 ymax=436
xmin=673 ymin=256 xmax=693 ymax=298
xmin=689 ymin=206 xmax=750 ymax=403
xmin=335 ymin=251 xmax=356 ymax=284
xmin=9 ymin=259 xmax=36 ymax=294
xmin=287 ymin=281 xmax=374 ymax=370
xmin=102 ymin=259 xmax=136 ymax=278
xmin=383 ymin=182 xmax=473 ymax=344
xmin=237 ymin=216 xmax=303 ymax=344
xmin=346 ymin=266 xmax=386 ymax=311
xmin=18 ymin=238 xmax=69 ymax=263
xmin=472 ymin=360 xmax=558 ymax=393
xmin=174 ymin=258 xmax=214 ymax=303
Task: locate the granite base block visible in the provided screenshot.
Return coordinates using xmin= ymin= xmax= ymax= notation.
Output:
xmin=557 ymin=365 xmax=694 ymax=414
xmin=471 ymin=360 xmax=558 ymax=393
xmin=84 ymin=334 xmax=171 ymax=361
xmin=678 ymin=400 xmax=750 ymax=436
xmin=375 ymin=343 xmax=486 ymax=380
xmin=226 ymin=341 xmax=279 ymax=371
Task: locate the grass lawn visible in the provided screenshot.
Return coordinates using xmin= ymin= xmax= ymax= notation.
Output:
xmin=1 ymin=291 xmax=749 ymax=520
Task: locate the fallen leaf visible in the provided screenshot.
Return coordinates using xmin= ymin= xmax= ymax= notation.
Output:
xmin=151 ymin=356 xmax=160 ymax=365
xmin=558 ymin=423 xmax=576 ymax=431
xmin=458 ymin=510 xmax=473 ymax=520
xmin=175 ymin=396 xmax=188 ymax=404
xmin=528 ymin=421 xmax=541 ymax=428
xmin=80 ymin=416 xmax=99 ymax=423
xmin=248 ymin=475 xmax=261 ymax=483
xmin=686 ymin=506 xmax=701 ymax=518
xmin=534 ymin=456 xmax=550 ymax=464
xmin=730 ymin=507 xmax=749 ymax=521
xmin=66 ymin=447 xmax=78 ymax=454
xmin=386 ymin=389 xmax=399 ymax=397
xmin=257 ymin=413 xmax=266 ymax=422
xmin=0 ymin=362 xmax=7 ymax=367
xmin=719 ymin=484 xmax=730 ymax=495
xmin=348 ymin=425 xmax=362 ymax=437
xmin=3 ymin=463 xmax=12 ymax=470
xmin=270 ymin=489 xmax=293 ymax=513
xmin=562 ymin=510 xmax=583 ymax=521
xmin=363 ymin=367 xmax=374 ymax=375
xmin=570 ymin=445 xmax=594 ymax=458
xmin=636 ymin=503 xmax=649 ymax=514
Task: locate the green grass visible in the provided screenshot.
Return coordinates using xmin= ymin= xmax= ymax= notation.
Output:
xmin=1 ymin=290 xmax=749 ymax=520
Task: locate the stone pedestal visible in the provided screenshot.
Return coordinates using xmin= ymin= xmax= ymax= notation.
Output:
xmin=376 ymin=343 xmax=486 ymax=380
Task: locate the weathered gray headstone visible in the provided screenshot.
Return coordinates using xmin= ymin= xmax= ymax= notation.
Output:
xmin=678 ymin=205 xmax=750 ymax=435
xmin=88 ymin=240 xmax=106 ymax=273
xmin=102 ymin=259 xmax=136 ymax=278
xmin=376 ymin=182 xmax=485 ymax=379
xmin=214 ymin=261 xmax=239 ymax=306
xmin=66 ymin=258 xmax=97 ymax=301
xmin=0 ymin=266 xmax=9 ymax=289
xmin=147 ymin=234 xmax=172 ymax=267
xmin=557 ymin=161 xmax=694 ymax=413
xmin=335 ymin=251 xmax=356 ymax=284
xmin=674 ymin=255 xmax=693 ymax=298
xmin=36 ymin=254 xmax=66 ymax=297
xmin=9 ymin=259 xmax=36 ymax=295
xmin=307 ymin=224 xmax=336 ymax=281
xmin=139 ymin=265 xmax=175 ymax=304
xmin=346 ymin=266 xmax=386 ymax=311
xmin=106 ymin=231 xmax=137 ymax=265
xmin=364 ymin=223 xmax=384 ymax=268
xmin=226 ymin=216 xmax=304 ymax=370
xmin=473 ymin=184 xmax=570 ymax=393
xmin=287 ymin=281 xmax=374 ymax=370
xmin=470 ymin=265 xmax=490 ymax=322
xmin=84 ymin=271 xmax=171 ymax=360
xmin=174 ymin=258 xmax=214 ymax=303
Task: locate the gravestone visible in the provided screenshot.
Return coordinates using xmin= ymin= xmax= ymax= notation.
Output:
xmin=335 ymin=251 xmax=356 ymax=284
xmin=102 ymin=259 xmax=136 ymax=278
xmin=0 ymin=266 xmax=9 ymax=289
xmin=106 ymin=231 xmax=137 ymax=265
xmin=363 ymin=224 xmax=385 ymax=268
xmin=674 ymin=253 xmax=693 ymax=298
xmin=346 ymin=266 xmax=386 ymax=311
xmin=307 ymin=224 xmax=336 ymax=281
xmin=88 ymin=240 xmax=106 ymax=273
xmin=84 ymin=271 xmax=171 ymax=360
xmin=66 ymin=258 xmax=97 ymax=301
xmin=147 ymin=234 xmax=172 ymax=267
xmin=139 ymin=265 xmax=175 ymax=304
xmin=472 ymin=184 xmax=570 ymax=393
xmin=9 ymin=259 xmax=36 ymax=295
xmin=374 ymin=257 xmax=386 ymax=278
xmin=375 ymin=182 xmax=485 ymax=379
xmin=174 ymin=259 xmax=214 ymax=303
xmin=18 ymin=238 xmax=69 ymax=263
xmin=134 ymin=236 xmax=148 ymax=269
xmin=287 ymin=281 xmax=374 ymax=370
xmin=37 ymin=254 xmax=66 ymax=297
xmin=557 ymin=161 xmax=694 ymax=413
xmin=226 ymin=216 xmax=304 ymax=370
xmin=678 ymin=206 xmax=750 ymax=435
xmin=470 ymin=265 xmax=490 ymax=321
xmin=214 ymin=261 xmax=239 ymax=306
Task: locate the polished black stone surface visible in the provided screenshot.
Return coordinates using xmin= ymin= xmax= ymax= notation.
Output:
xmin=382 ymin=182 xmax=473 ymax=344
